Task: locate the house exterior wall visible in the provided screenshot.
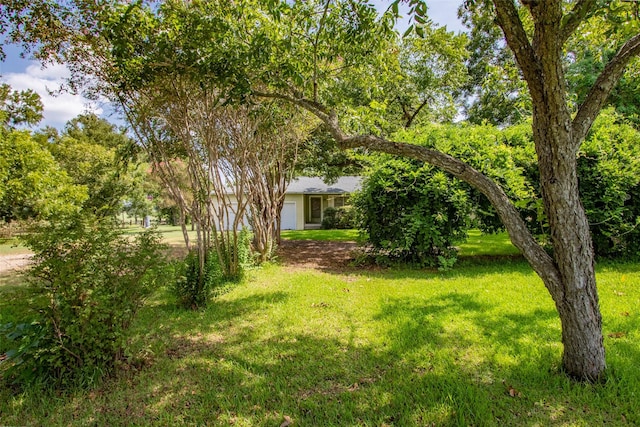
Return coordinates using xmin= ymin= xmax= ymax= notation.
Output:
xmin=283 ymin=194 xmax=305 ymax=230
xmin=218 ymin=188 xmax=354 ymax=230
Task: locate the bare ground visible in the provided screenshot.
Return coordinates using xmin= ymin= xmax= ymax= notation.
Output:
xmin=276 ymin=240 xmax=359 ymax=271
xmin=0 ymin=254 xmax=32 ymax=274
xmin=0 ymin=240 xmax=359 ymax=274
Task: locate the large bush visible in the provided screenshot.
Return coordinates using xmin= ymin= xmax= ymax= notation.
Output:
xmin=577 ymin=112 xmax=640 ymax=257
xmin=395 ymin=115 xmax=640 ymax=259
xmin=1 ymin=215 xmax=169 ymax=386
xmin=353 ymin=158 xmax=472 ymax=268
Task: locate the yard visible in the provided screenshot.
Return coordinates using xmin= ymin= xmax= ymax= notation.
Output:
xmin=0 ymin=229 xmax=638 ymax=426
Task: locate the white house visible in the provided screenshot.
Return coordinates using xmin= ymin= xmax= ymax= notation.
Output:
xmin=221 ymin=176 xmax=362 ymax=231
xmin=282 ymin=176 xmax=362 ymax=230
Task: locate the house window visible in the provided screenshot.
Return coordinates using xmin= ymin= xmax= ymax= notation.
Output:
xmin=334 ymin=196 xmax=349 ymax=208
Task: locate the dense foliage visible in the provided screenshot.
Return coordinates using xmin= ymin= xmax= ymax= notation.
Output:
xmin=353 ymin=158 xmax=471 ymax=268
xmin=391 ymin=112 xmax=640 ymax=259
xmin=1 ymin=215 xmax=169 ymax=386
xmin=321 ymin=206 xmax=357 ymax=230
xmin=577 ymin=112 xmax=640 ymax=257
xmin=173 ymin=228 xmax=252 ymax=310
xmin=38 ymin=113 xmax=155 ymax=218
xmin=173 ymin=249 xmax=223 ymax=310
xmin=0 ymin=130 xmax=86 ymax=223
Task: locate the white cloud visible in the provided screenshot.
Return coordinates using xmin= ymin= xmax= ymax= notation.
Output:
xmin=4 ymin=62 xmax=104 ymax=128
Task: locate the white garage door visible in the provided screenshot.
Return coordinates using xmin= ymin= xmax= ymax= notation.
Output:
xmin=281 ymin=202 xmax=297 ymax=230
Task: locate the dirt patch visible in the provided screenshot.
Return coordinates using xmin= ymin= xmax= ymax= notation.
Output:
xmin=0 ymin=254 xmax=32 ymax=274
xmin=277 ymin=240 xmax=359 ymax=271
xmin=0 ymin=241 xmax=360 ymax=273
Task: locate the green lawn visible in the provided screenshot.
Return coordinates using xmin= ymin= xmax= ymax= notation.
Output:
xmin=0 ymin=238 xmax=29 ymax=256
xmin=281 ymin=228 xmax=361 ymax=242
xmin=1 ymin=230 xmax=638 ymax=426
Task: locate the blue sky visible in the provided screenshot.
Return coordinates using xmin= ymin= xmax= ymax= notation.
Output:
xmin=0 ymin=0 xmax=465 ymax=129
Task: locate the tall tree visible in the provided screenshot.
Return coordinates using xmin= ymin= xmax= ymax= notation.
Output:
xmin=0 ymin=130 xmax=86 ymax=224
xmin=0 ymin=83 xmax=43 ymax=128
xmin=0 ymin=83 xmax=84 ymax=226
xmin=39 ymin=113 xmax=139 ymax=217
xmin=253 ymin=0 xmax=640 ymax=381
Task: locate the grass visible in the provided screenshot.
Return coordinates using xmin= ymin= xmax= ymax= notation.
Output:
xmin=281 ymin=228 xmax=361 ymax=242
xmin=1 ymin=230 xmax=639 ymax=426
xmin=458 ymin=229 xmax=522 ymax=257
xmin=0 ymin=238 xmax=29 ymax=256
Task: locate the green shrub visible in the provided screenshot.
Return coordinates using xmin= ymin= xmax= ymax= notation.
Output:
xmin=1 ymin=214 xmax=169 ymax=387
xmin=173 ymin=249 xmax=222 ymax=310
xmin=236 ymin=227 xmax=253 ymax=270
xmin=321 ymin=207 xmax=339 ymax=229
xmin=353 ymin=158 xmax=471 ymax=268
xmin=173 ymin=228 xmax=253 ymax=309
xmin=322 ymin=206 xmax=357 ymax=229
xmin=336 ymin=206 xmax=357 ymax=229
xmin=396 ymin=116 xmax=640 ymax=259
xmin=577 ymin=112 xmax=640 ymax=258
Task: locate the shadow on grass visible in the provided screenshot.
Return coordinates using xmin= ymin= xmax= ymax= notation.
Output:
xmin=3 ymin=266 xmax=638 ymax=426
xmin=134 ymin=290 xmax=291 ymax=342
xmin=330 ymin=256 xmax=534 ymax=284
xmin=7 ymin=288 xmax=636 ymax=426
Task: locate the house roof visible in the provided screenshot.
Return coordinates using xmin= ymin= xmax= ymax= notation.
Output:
xmin=287 ymin=176 xmax=362 ymax=194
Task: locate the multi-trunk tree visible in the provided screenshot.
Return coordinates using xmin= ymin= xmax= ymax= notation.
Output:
xmin=3 ymin=0 xmax=640 ymax=381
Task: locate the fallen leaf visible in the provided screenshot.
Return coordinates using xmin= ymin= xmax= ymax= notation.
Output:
xmin=614 ymin=291 xmax=625 ymax=296
xmin=311 ymin=302 xmax=329 ymax=308
xmin=608 ymin=332 xmax=626 ymax=339
xmin=503 ymin=381 xmax=522 ymax=398
xmin=621 ymin=312 xmax=630 ymax=317
xmin=280 ymin=415 xmax=293 ymax=427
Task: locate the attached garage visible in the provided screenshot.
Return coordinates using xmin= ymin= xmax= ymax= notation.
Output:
xmin=280 ymin=202 xmax=297 ymax=230
xmin=219 ymin=176 xmax=361 ymax=231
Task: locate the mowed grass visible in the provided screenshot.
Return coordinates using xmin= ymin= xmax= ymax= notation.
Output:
xmin=281 ymin=228 xmax=361 ymax=242
xmin=1 ymin=231 xmax=639 ymax=426
xmin=0 ymin=238 xmax=29 ymax=256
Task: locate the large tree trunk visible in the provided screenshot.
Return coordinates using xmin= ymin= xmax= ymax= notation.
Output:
xmin=534 ymin=111 xmax=605 ymax=381
xmin=491 ymin=0 xmax=608 ymax=381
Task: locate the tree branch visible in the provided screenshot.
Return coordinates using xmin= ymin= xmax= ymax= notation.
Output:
xmin=492 ymin=0 xmax=542 ymax=99
xmin=253 ymin=89 xmax=563 ymax=296
xmin=335 ymin=130 xmax=562 ymax=296
xmin=405 ymin=98 xmax=429 ymax=128
xmin=560 ymin=0 xmax=598 ymax=44
xmin=572 ymin=33 xmax=640 ymax=144
xmin=313 ymin=0 xmax=332 ymax=103
xmin=252 ymin=90 xmax=332 ymax=123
